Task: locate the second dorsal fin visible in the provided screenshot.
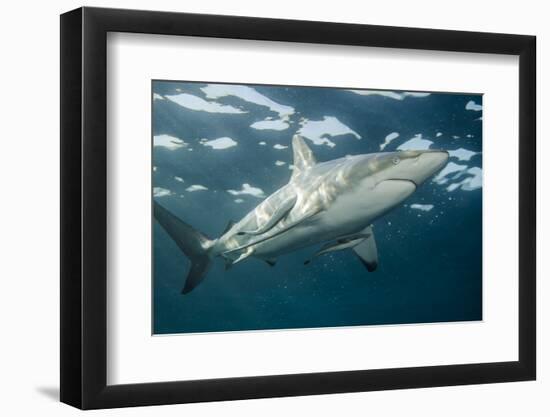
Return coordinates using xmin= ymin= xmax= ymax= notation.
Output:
xmin=222 ymin=219 xmax=235 ymax=235
xmin=291 ymin=135 xmax=316 ymax=180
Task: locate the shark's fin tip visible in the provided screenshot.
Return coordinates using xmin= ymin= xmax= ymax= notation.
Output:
xmin=291 ymin=135 xmax=317 ymax=180
xmin=265 ymin=258 xmax=277 ymax=267
xmin=353 ymin=225 xmax=378 ymax=272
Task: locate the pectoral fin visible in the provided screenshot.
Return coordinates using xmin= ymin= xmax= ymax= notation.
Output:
xmin=353 ymin=225 xmax=378 ymax=272
xmin=237 ymin=195 xmax=297 ymax=236
xmin=304 ymin=235 xmax=368 ymax=265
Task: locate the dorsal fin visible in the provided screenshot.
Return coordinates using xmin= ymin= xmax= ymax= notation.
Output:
xmin=291 ymin=135 xmax=316 ymax=179
xmin=222 ymin=219 xmax=235 ymax=235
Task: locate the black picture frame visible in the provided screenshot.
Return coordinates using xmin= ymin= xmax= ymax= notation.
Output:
xmin=60 ymin=6 xmax=536 ymax=410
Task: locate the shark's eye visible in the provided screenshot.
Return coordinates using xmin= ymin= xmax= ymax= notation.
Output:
xmin=392 ymin=157 xmax=400 ymax=165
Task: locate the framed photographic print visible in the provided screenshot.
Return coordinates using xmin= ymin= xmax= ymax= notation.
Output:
xmin=60 ymin=7 xmax=536 ymax=409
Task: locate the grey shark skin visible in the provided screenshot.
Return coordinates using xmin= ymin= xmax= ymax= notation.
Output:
xmin=154 ymin=135 xmax=448 ymax=294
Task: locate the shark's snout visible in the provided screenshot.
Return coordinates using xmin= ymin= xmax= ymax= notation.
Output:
xmin=389 ymin=150 xmax=449 ymax=186
xmin=412 ymin=150 xmax=449 ymax=185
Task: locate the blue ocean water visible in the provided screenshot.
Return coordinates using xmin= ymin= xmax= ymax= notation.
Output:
xmin=152 ymin=81 xmax=482 ymax=335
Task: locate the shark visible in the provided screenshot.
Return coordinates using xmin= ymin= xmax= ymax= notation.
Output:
xmin=154 ymin=135 xmax=449 ymax=294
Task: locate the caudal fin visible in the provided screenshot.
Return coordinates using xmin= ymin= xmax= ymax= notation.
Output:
xmin=153 ymin=201 xmax=214 ymax=294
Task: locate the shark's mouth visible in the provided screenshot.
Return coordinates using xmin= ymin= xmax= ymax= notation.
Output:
xmin=384 ymin=178 xmax=418 ymax=189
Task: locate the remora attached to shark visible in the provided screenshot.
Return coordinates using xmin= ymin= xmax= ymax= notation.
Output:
xmin=154 ymin=135 xmax=448 ymax=294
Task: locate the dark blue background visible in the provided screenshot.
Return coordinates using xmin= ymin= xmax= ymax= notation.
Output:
xmin=152 ymin=81 xmax=482 ymax=334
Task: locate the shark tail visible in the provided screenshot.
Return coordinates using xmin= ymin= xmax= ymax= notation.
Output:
xmin=153 ymin=201 xmax=215 ymax=294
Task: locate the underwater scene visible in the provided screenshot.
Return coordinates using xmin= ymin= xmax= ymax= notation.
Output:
xmin=152 ymin=80 xmax=482 ymax=335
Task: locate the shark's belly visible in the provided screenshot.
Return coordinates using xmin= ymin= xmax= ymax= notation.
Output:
xmin=251 ymin=204 xmax=372 ymax=258
xmin=250 ymin=222 xmax=347 ymax=258
xmin=250 ymin=179 xmax=414 ymax=258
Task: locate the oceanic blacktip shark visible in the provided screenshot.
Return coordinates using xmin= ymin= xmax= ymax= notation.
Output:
xmin=154 ymin=135 xmax=448 ymax=294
